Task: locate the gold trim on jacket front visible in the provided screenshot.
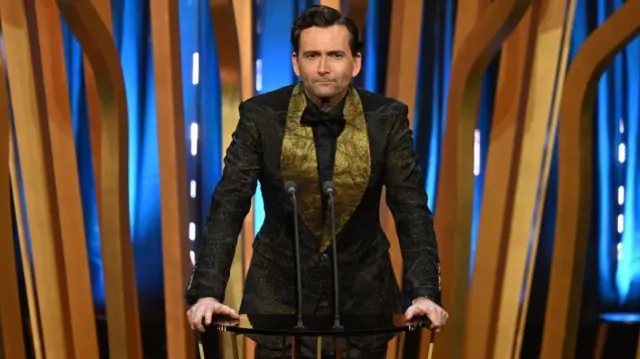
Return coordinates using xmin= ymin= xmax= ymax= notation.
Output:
xmin=280 ymin=84 xmax=371 ymax=253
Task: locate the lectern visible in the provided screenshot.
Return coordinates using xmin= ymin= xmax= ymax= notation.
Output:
xmin=198 ymin=313 xmax=435 ymax=359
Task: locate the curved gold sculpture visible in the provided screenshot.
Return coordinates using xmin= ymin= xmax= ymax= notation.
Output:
xmin=33 ymin=0 xmax=101 ymax=357
xmin=0 ymin=37 xmax=27 ymax=359
xmin=149 ymin=1 xmax=196 ymax=359
xmin=0 ymin=0 xmax=79 ymax=357
xmin=463 ymin=3 xmax=539 ymax=357
xmin=82 ymin=0 xmax=113 ymax=209
xmin=541 ymin=0 xmax=640 ymax=357
xmin=56 ymin=1 xmax=143 ymax=358
xmin=210 ymin=1 xmax=248 ymax=358
xmin=432 ymin=0 xmax=531 ymax=358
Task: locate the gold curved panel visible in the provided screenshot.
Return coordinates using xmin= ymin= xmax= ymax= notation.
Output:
xmin=432 ymin=0 xmax=531 ymax=358
xmin=33 ymin=0 xmax=101 ymax=357
xmin=232 ymin=0 xmax=255 ymax=287
xmin=82 ymin=0 xmax=113 ymax=209
xmin=210 ymin=1 xmax=252 ymax=358
xmin=319 ymin=0 xmax=341 ymax=11
xmin=8 ymin=129 xmax=43 ymax=359
xmin=0 ymin=39 xmax=27 ymax=359
xmin=383 ymin=1 xmax=423 ymax=357
xmin=541 ymin=1 xmax=640 ymax=357
xmin=504 ymin=0 xmax=577 ymax=356
xmin=149 ymin=1 xmax=196 ymax=359
xmin=55 ymin=1 xmax=143 ymax=358
xmin=346 ymin=0 xmax=367 ymax=32
xmin=0 ymin=0 xmax=77 ymax=357
xmin=463 ymin=3 xmax=537 ymax=357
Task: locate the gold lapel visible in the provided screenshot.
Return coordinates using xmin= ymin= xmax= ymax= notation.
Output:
xmin=281 ymin=84 xmax=371 ymax=253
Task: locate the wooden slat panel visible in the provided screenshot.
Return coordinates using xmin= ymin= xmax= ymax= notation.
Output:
xmin=234 ymin=0 xmax=255 ymax=280
xmin=82 ymin=0 xmax=113 ymax=208
xmin=149 ymin=1 xmax=196 ymax=359
xmin=462 ymin=4 xmax=537 ymax=358
xmin=421 ymin=1 xmax=485 ymax=357
xmin=502 ymin=0 xmax=577 ymax=356
xmin=383 ymin=0 xmax=422 ymax=357
xmin=345 ymin=0 xmax=367 ymax=33
xmin=0 ymin=37 xmax=27 ymax=359
xmin=230 ymin=0 xmax=255 ymax=358
xmin=541 ymin=0 xmax=640 ymax=357
xmin=8 ymin=131 xmax=43 ymax=359
xmin=0 ymin=0 xmax=75 ymax=357
xmin=55 ymin=1 xmax=143 ymax=358
xmin=209 ymin=0 xmax=251 ymax=358
xmin=432 ymin=0 xmax=531 ymax=358
xmin=319 ymin=0 xmax=341 ymax=11
xmin=32 ymin=0 xmax=102 ymax=357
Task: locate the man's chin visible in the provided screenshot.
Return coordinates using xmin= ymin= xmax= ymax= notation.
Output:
xmin=310 ymin=89 xmax=337 ymax=100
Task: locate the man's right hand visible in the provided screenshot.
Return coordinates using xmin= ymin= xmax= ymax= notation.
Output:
xmin=186 ymin=297 xmax=239 ymax=332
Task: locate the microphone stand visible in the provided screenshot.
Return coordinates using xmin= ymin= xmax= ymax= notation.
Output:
xmin=323 ymin=181 xmax=342 ymax=329
xmin=285 ymin=181 xmax=305 ymax=329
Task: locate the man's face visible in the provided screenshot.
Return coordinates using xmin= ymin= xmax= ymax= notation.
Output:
xmin=292 ymin=25 xmax=361 ymax=104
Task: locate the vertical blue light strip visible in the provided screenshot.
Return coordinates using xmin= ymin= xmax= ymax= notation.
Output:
xmin=591 ymin=0 xmax=618 ymax=307
xmin=468 ymin=59 xmax=498 ymax=280
xmin=617 ymin=1 xmax=640 ymax=305
xmin=362 ymin=0 xmax=379 ymax=92
xmin=425 ymin=1 xmax=455 ymax=211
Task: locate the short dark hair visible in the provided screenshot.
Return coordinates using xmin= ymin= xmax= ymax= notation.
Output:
xmin=291 ymin=5 xmax=361 ymax=55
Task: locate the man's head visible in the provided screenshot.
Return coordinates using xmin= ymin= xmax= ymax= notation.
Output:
xmin=291 ymin=6 xmax=362 ymax=107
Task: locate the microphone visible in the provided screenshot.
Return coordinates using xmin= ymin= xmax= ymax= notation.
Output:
xmin=322 ymin=180 xmax=342 ymax=329
xmin=285 ymin=181 xmax=305 ymax=329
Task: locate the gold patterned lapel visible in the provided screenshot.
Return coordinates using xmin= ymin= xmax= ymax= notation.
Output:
xmin=280 ymin=84 xmax=371 ymax=253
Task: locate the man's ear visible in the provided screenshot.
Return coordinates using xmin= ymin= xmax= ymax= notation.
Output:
xmin=292 ymin=52 xmax=300 ymax=77
xmin=352 ymin=52 xmax=362 ymax=78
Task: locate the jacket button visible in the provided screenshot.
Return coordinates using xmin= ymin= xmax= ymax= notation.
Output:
xmin=320 ymin=253 xmax=328 ymax=261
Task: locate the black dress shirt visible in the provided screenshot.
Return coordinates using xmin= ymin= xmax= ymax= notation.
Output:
xmin=300 ymin=95 xmax=347 ymax=218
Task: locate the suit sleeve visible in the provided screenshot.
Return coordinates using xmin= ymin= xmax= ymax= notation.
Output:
xmin=383 ymin=102 xmax=442 ymax=305
xmin=185 ymin=102 xmax=261 ymax=305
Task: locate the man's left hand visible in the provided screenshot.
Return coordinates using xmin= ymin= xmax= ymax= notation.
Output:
xmin=405 ymin=297 xmax=448 ymax=332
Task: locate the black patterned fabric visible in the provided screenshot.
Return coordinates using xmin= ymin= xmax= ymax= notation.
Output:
xmin=185 ymin=84 xmax=441 ymax=353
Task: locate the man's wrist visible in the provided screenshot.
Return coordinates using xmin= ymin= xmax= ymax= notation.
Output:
xmin=412 ymin=296 xmax=436 ymax=305
xmin=197 ymin=297 xmax=219 ymax=304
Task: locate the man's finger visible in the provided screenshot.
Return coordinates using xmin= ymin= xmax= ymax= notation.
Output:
xmin=426 ymin=310 xmax=441 ymax=331
xmin=405 ymin=305 xmax=418 ymax=320
xmin=204 ymin=307 xmax=213 ymax=326
xmin=219 ymin=304 xmax=240 ymax=319
xmin=194 ymin=306 xmax=207 ymax=332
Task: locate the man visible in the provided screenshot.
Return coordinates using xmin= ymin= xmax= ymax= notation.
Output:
xmin=186 ymin=5 xmax=447 ymax=358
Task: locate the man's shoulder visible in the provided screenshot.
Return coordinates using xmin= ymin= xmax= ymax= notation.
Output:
xmin=354 ymin=87 xmax=408 ymax=115
xmin=241 ymin=85 xmax=296 ymax=114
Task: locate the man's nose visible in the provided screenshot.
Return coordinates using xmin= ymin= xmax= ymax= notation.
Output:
xmin=317 ymin=56 xmax=329 ymax=74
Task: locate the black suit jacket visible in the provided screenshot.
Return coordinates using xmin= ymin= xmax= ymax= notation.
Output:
xmin=186 ymin=84 xmax=441 ymax=315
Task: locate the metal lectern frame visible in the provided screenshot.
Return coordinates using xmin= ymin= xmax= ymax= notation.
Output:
xmin=197 ymin=313 xmax=436 ymax=359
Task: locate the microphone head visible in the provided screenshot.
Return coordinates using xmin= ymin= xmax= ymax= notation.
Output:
xmin=322 ymin=181 xmax=335 ymax=194
xmin=284 ymin=181 xmax=297 ymax=194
